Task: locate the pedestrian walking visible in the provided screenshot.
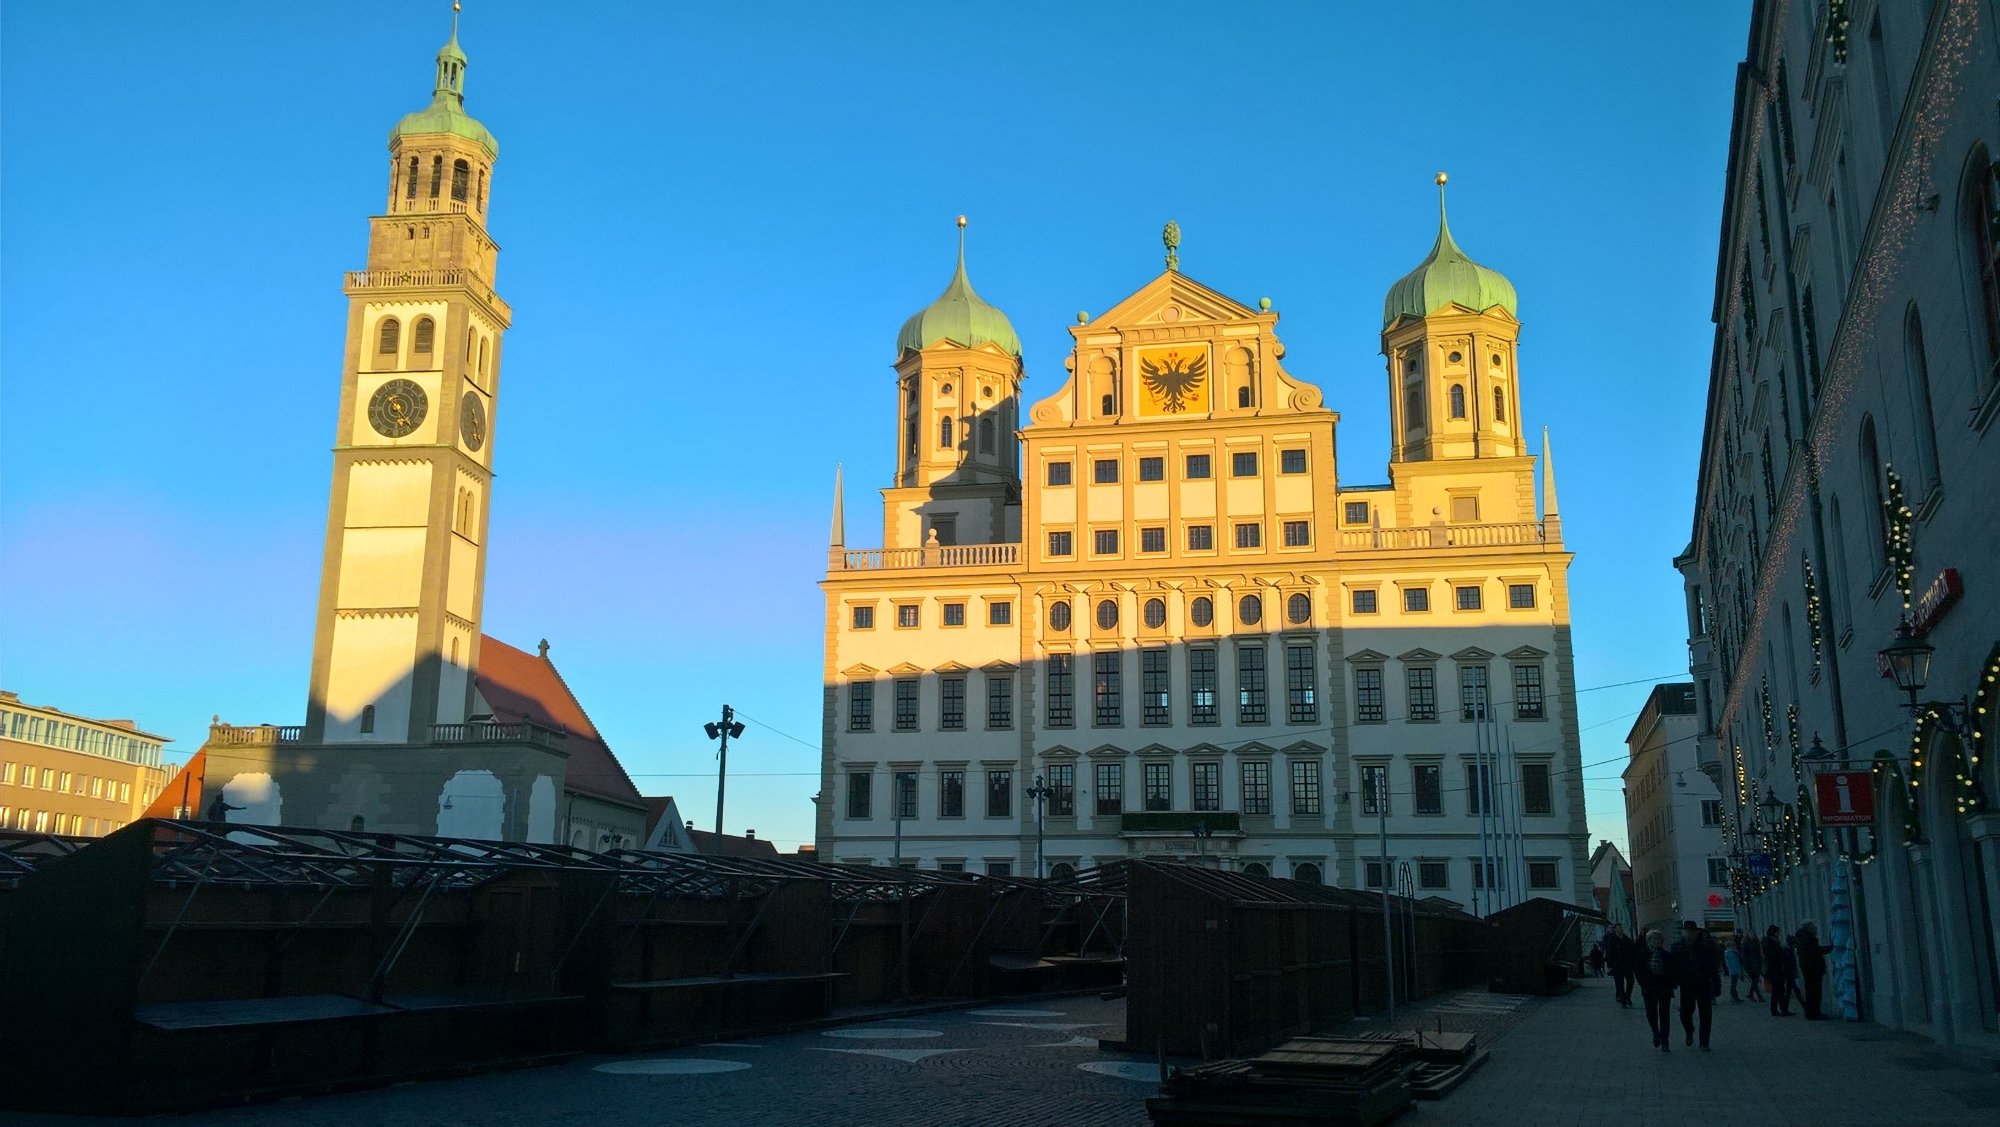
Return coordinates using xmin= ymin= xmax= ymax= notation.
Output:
xmin=1670 ymin=921 xmax=1722 ymax=1050
xmin=1794 ymin=921 xmax=1832 ymax=1020
xmin=1635 ymin=929 xmax=1681 ymax=1052
xmin=1605 ymin=923 xmax=1636 ymax=1008
xmin=1740 ymin=930 xmax=1765 ymax=1002
xmin=1723 ymin=936 xmax=1745 ymax=1002
xmin=1762 ymin=925 xmax=1795 ymax=1016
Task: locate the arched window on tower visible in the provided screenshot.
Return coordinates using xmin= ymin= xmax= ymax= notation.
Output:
xmin=477 ymin=337 xmax=488 ymax=378
xmin=377 ymin=318 xmax=401 ymax=359
xmin=413 ymin=317 xmax=436 ymax=356
xmin=905 ymin=416 xmax=918 ymax=458
xmin=477 ymin=168 xmax=486 ymax=211
xmin=1903 ymin=305 xmax=1942 ymax=498
xmin=1961 ymin=146 xmax=2000 ymax=381
xmin=1237 ymin=386 xmax=1252 ymax=408
xmin=1449 ymin=385 xmax=1467 ymax=419
xmin=1101 ymin=393 xmax=1115 ymax=416
xmin=978 ymin=416 xmax=995 ymax=454
xmin=938 ymin=416 xmax=954 ymax=450
xmin=406 ymin=156 xmax=419 ymax=199
xmin=429 ymin=155 xmax=444 ymax=198
xmin=451 ymin=159 xmax=470 ymax=202
xmin=359 ymin=705 xmax=376 ymax=735
xmin=1405 ymin=384 xmax=1425 ymax=430
xmin=1493 ymin=387 xmax=1507 ymax=423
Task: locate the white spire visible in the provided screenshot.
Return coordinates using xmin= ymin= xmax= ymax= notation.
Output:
xmin=829 ymin=464 xmax=845 ymax=548
xmin=1541 ymin=427 xmax=1561 ymax=519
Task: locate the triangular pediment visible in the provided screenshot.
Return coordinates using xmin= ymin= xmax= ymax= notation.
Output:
xmin=841 ymin=664 xmax=879 ymax=678
xmin=1086 ymin=743 xmax=1129 ymax=758
xmin=1280 ymin=740 xmax=1329 ymax=756
xmin=887 ymin=662 xmax=925 ymax=675
xmin=1449 ymin=647 xmax=1494 ymax=663
xmin=1087 ymin=270 xmax=1261 ymax=330
xmin=1234 ymin=741 xmax=1277 ymax=757
xmin=1135 ymin=743 xmax=1180 ymax=758
xmin=1041 ymin=744 xmax=1079 ymax=760
xmin=1504 ymin=645 xmax=1550 ymax=661
xmin=1398 ymin=648 xmax=1442 ymax=663
xmin=934 ymin=660 xmax=971 ymax=673
xmin=1184 ymin=742 xmax=1230 ymax=757
xmin=1346 ymin=649 xmax=1390 ymax=664
xmin=982 ymin=660 xmax=1019 ymax=673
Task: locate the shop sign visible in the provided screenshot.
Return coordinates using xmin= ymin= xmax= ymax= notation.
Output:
xmin=1748 ymin=853 xmax=1773 ymax=877
xmin=1911 ymin=568 xmax=1964 ymax=635
xmin=1813 ymin=769 xmax=1876 ymax=826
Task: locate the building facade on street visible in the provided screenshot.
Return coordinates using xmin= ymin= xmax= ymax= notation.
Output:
xmin=818 ymin=199 xmax=1591 ymax=911
xmin=184 ymin=16 xmax=647 ymax=845
xmin=1622 ymin=684 xmax=1730 ymax=935
xmin=0 ymin=691 xmax=171 ymax=836
xmin=1678 ymin=0 xmax=2000 ymax=1048
xmin=1587 ymin=839 xmax=1637 ymax=940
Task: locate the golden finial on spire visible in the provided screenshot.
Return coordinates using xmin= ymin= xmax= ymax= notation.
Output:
xmin=956 ymin=214 xmax=967 ymax=229
xmin=1435 ymin=171 xmax=1448 ymax=186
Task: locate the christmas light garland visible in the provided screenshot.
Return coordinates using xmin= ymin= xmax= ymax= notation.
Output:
xmin=1827 ymin=0 xmax=1851 ymax=63
xmin=1884 ymin=464 xmax=1916 ymax=610
xmin=1803 ymin=553 xmax=1825 ymax=676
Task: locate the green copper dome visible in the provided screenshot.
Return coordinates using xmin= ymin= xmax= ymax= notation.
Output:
xmin=897 ymin=236 xmax=1020 ymax=358
xmin=1382 ymin=182 xmax=1515 ymax=328
xmin=389 ymin=26 xmax=499 ymax=158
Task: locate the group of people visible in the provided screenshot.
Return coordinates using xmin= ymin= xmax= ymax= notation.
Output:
xmin=1591 ymin=920 xmax=1834 ymax=1053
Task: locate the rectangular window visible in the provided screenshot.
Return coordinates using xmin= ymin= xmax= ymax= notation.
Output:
xmin=1455 ymin=585 xmax=1482 ymax=611
xmin=1142 ymin=649 xmax=1171 ymax=726
xmin=1188 ymin=524 xmax=1214 ymax=551
xmin=1359 ymin=763 xmax=1388 ymax=815
xmin=1419 ymin=860 xmax=1449 ymax=889
xmin=1407 ymin=666 xmax=1436 ymax=721
xmin=1460 ymin=665 xmax=1489 ymax=720
xmin=989 ymin=600 xmax=1012 ymax=625
xmin=1039 ymin=763 xmax=1072 ymax=816
xmin=1280 ymin=448 xmax=1307 ymax=474
xmin=848 ymin=772 xmax=872 ymax=819
xmin=1701 ymin=799 xmax=1722 ymax=827
xmin=940 ymin=770 xmax=965 ymax=817
xmin=987 ymin=770 xmax=1012 ymax=818
xmin=1404 ymin=587 xmax=1430 ymax=612
xmin=1450 ymin=495 xmax=1479 ymax=522
xmin=1414 ymin=764 xmax=1442 ymax=814
xmin=1192 ymin=762 xmax=1220 ymax=812
xmin=1514 ymin=665 xmax=1545 ymax=720
xmin=1354 ymin=667 xmax=1385 ymax=723
xmin=894 ymin=771 xmax=919 ymax=819
xmin=1189 ymin=648 xmax=1218 ymax=725
xmin=987 ymin=674 xmax=1014 ymax=729
xmin=852 ymin=605 xmax=875 ymax=630
xmin=1185 ymin=453 xmax=1212 ymax=479
xmin=1138 ymin=456 xmax=1164 ymax=481
xmin=1706 ymin=858 xmax=1730 ymax=885
xmin=1046 ymin=654 xmax=1074 ymax=727
xmin=897 ymin=604 xmax=920 ymax=628
xmin=1363 ymin=859 xmax=1387 ymax=890
xmin=1232 ymin=451 xmax=1259 ymax=477
xmin=1095 ymin=763 xmax=1123 ymax=815
xmin=1094 ymin=529 xmax=1119 ymax=555
xmin=987 ymin=860 xmax=1012 ymax=877
xmin=1237 ymin=645 xmax=1267 ymax=724
xmin=1352 ymin=589 xmax=1378 ymax=614
xmin=1466 ymin=763 xmax=1492 ymax=815
xmin=1140 ymin=526 xmax=1166 ymax=553
xmin=1048 ymin=531 xmax=1073 ymax=557
xmin=1529 ymin=860 xmax=1560 ymax=890
xmin=1508 ymin=583 xmax=1536 ymax=609
xmin=1470 ymin=858 xmax=1502 ymax=891
xmin=1143 ymin=762 xmax=1172 ymax=811
xmin=895 ymin=678 xmax=920 ymax=731
xmin=1046 ymin=461 xmax=1072 ymax=486
xmin=940 ymin=675 xmax=966 ymax=730
xmin=1285 ymin=644 xmax=1317 ymax=723
xmin=1093 ymin=651 xmax=1122 ymax=726
xmin=1093 ymin=458 xmax=1119 ymax=484
xmin=1290 ymin=760 xmax=1321 ymax=815
xmin=849 ymin=682 xmax=874 ymax=732
xmin=1344 ymin=501 xmax=1370 ymax=525
xmin=1241 ymin=761 xmax=1271 ymax=815
xmin=943 ymin=602 xmax=965 ymax=627
xmin=1234 ymin=522 xmax=1261 ymax=549
xmin=1281 ymin=520 xmax=1310 ymax=547
xmin=1522 ymin=762 xmax=1552 ymax=814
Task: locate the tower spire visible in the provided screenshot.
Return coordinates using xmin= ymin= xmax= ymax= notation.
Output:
xmin=434 ymin=1 xmax=468 ymax=104
xmin=829 ymin=464 xmax=846 ymax=549
xmin=1541 ymin=427 xmax=1562 ymax=519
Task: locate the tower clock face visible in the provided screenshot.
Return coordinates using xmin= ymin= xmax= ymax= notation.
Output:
xmin=460 ymin=391 xmax=487 ymax=451
xmin=367 ymin=378 xmax=428 ymax=438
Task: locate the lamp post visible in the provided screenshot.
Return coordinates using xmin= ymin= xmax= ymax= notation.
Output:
xmin=1190 ymin=818 xmax=1214 ymax=866
xmin=1024 ymin=774 xmax=1052 ymax=878
xmin=1880 ymin=620 xmax=1974 ymax=733
xmin=703 ymin=705 xmax=746 ymax=837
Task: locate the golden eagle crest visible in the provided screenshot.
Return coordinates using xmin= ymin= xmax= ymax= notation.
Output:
xmin=1139 ymin=349 xmax=1208 ymax=413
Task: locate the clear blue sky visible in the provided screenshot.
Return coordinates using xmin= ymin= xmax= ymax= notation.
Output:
xmin=0 ymin=2 xmax=1748 ymax=855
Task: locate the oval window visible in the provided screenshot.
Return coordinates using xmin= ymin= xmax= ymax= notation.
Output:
xmin=1144 ymin=598 xmax=1167 ymax=629
xmin=1096 ymin=599 xmax=1119 ymax=630
xmin=940 ymin=383 xmax=954 ymax=395
xmin=1287 ymin=593 xmax=1311 ymax=625
xmin=1190 ymin=597 xmax=1214 ymax=627
xmin=1050 ymin=601 xmax=1072 ymax=631
xmin=1447 ymin=350 xmax=1463 ymax=364
xmin=1239 ymin=594 xmax=1262 ymax=625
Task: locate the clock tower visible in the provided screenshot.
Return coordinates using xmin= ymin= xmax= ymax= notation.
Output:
xmin=303 ymin=12 xmax=510 ymax=745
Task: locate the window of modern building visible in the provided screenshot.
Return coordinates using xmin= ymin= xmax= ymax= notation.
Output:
xmin=1293 ymin=861 xmax=1323 ymax=885
xmin=894 ymin=679 xmax=919 ymax=731
xmin=1359 ymin=763 xmax=1388 ymax=815
xmin=1050 ymin=600 xmax=1072 ymax=631
xmin=1237 ymin=646 xmax=1267 ymax=724
xmin=1414 ymin=764 xmax=1442 ymax=814
xmin=894 ymin=771 xmax=919 ymax=819
xmin=1048 ymin=531 xmax=1074 ymax=557
xmin=1239 ymin=594 xmax=1262 ymax=625
xmin=1047 ymin=461 xmax=1073 ymax=486
xmin=987 ymin=675 xmax=1013 ymax=729
xmin=1280 ymin=449 xmax=1307 ymax=474
xmin=1143 ymin=762 xmax=1172 ymax=811
xmin=1093 ymin=651 xmax=1122 ymax=726
xmin=1185 ymin=453 xmax=1212 ymax=479
xmin=1514 ymin=665 xmax=1544 ymax=720
xmin=1528 ymin=860 xmax=1560 ymax=890
xmin=1291 ymin=761 xmax=1321 ymax=815
xmin=1188 ymin=525 xmax=1214 ymax=551
xmin=1094 ymin=529 xmax=1119 ymax=556
xmin=1404 ymin=587 xmax=1430 ymax=612
xmin=1235 ymin=522 xmax=1262 ymax=549
xmin=1047 ymin=764 xmax=1075 ymax=815
xmin=1096 ymin=599 xmax=1119 ymax=630
xmin=1460 ymin=665 xmax=1489 ymax=720
xmin=989 ymin=600 xmax=1012 ymax=625
xmin=1522 ymin=762 xmax=1552 ymax=814
xmin=847 ymin=772 xmax=871 ymax=819
xmin=1407 ymin=666 xmax=1436 ymax=721
xmin=1046 ymin=654 xmax=1074 ymax=727
xmin=1352 ymin=589 xmax=1379 ymax=614
xmin=1190 ymin=647 xmax=1218 ymax=725
xmin=897 ymin=604 xmax=920 ymax=628
xmin=1231 ymin=451 xmax=1259 ymax=477
xmin=1095 ymin=763 xmax=1123 ymax=814
xmin=1190 ymin=597 xmax=1214 ymax=628
xmin=987 ymin=770 xmax=1012 ymax=818
xmin=943 ymin=602 xmax=966 ymax=627
xmin=1455 ymin=585 xmax=1482 ymax=611
xmin=1281 ymin=520 xmax=1310 ymax=547
xmin=1286 ymin=644 xmax=1317 ymax=723
xmin=1138 ymin=456 xmax=1164 ymax=481
xmin=1508 ymin=583 xmax=1536 ymax=609
xmin=1241 ymin=761 xmax=1271 ymax=814
xmin=940 ymin=675 xmax=966 ymax=730
xmin=1094 ymin=458 xmax=1119 ymax=484
xmin=849 ymin=682 xmax=874 ymax=732
xmin=940 ymin=769 xmax=965 ymax=817
xmin=1142 ymin=649 xmax=1170 ymax=725
xmin=1143 ymin=599 xmax=1168 ymax=630
xmin=1354 ymin=667 xmax=1384 ymax=722
xmin=1419 ymin=860 xmax=1449 ymax=889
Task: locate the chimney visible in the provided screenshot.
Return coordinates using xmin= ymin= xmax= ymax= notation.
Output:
xmin=745 ymin=828 xmax=757 ymax=840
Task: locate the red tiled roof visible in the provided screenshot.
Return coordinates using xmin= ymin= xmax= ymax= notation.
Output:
xmin=476 ymin=635 xmax=644 ymax=809
xmin=687 ymin=828 xmax=779 ymax=859
xmin=143 ymin=748 xmax=205 ymax=820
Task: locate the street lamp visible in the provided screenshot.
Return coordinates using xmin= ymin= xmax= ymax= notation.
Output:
xmin=1190 ymin=818 xmax=1214 ymax=865
xmin=1024 ymin=775 xmax=1052 ymax=878
xmin=1879 ymin=620 xmax=1972 ymax=733
xmin=704 ymin=705 xmax=746 ymax=837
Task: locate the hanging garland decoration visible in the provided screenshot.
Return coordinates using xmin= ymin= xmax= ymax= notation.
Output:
xmin=1884 ymin=464 xmax=1916 ymax=610
xmin=1874 ymin=750 xmax=1919 ymax=844
xmin=1761 ymin=677 xmax=1777 ymax=752
xmin=1970 ymin=642 xmax=1996 ymax=786
xmin=1827 ymin=0 xmax=1850 ymax=63
xmin=1787 ymin=703 xmax=1822 ymax=854
xmin=1803 ymin=553 xmax=1826 ymax=676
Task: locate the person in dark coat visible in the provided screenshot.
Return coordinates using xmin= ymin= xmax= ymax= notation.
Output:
xmin=1634 ymin=928 xmax=1681 ymax=1051
xmin=1794 ymin=921 xmax=1832 ymax=1019
xmin=1604 ymin=924 xmax=1636 ymax=1008
xmin=1670 ymin=921 xmax=1722 ymax=1049
xmin=1762 ymin=925 xmax=1795 ymax=1016
xmin=1739 ymin=929 xmax=1765 ymax=1002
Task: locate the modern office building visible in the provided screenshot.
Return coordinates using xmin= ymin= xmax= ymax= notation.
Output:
xmin=1622 ymin=684 xmax=1731 ymax=935
xmin=0 ymin=690 xmax=172 ymax=836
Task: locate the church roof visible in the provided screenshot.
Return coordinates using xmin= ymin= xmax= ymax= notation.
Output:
xmin=475 ymin=635 xmax=644 ymax=809
xmin=897 ymin=224 xmax=1020 ymax=358
xmin=1382 ymin=177 xmax=1516 ymax=329
xmin=390 ymin=23 xmax=498 ymax=157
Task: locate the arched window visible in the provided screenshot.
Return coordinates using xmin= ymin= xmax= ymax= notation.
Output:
xmin=359 ymin=704 xmax=376 ymax=734
xmin=1780 ymin=602 xmax=1800 ymax=701
xmin=1101 ymin=393 xmax=1115 ymax=415
xmin=1903 ymin=305 xmax=1942 ymax=497
xmin=477 ymin=168 xmax=486 ymax=210
xmin=978 ymin=415 xmax=994 ymax=453
xmin=1048 ymin=862 xmax=1076 ymax=881
xmin=429 ymin=155 xmax=444 ymax=198
xmin=1962 ymin=148 xmax=2000 ymax=378
xmin=1237 ymin=386 xmax=1252 ymax=408
xmin=1449 ymin=384 xmax=1467 ymax=419
xmin=377 ymin=318 xmax=401 ymax=356
xmin=904 ymin=416 xmax=918 ymax=457
xmin=477 ymin=337 xmax=488 ymax=377
xmin=1827 ymin=497 xmax=1854 ymax=631
xmin=1859 ymin=416 xmax=1886 ymax=572
xmin=449 ymin=637 xmax=459 ymax=664
xmin=938 ymin=415 xmax=953 ymax=449
xmin=1287 ymin=593 xmax=1311 ymax=625
xmin=1243 ymin=862 xmax=1270 ymax=878
xmin=451 ymin=159 xmax=470 ymax=202
xmin=1493 ymin=386 xmax=1507 ymax=423
xmin=1293 ymin=861 xmax=1322 ymax=885
xmin=350 ymin=815 xmax=366 ymax=832
xmin=406 ymin=156 xmax=419 ymax=199
xmin=1238 ymin=594 xmax=1262 ymax=626
xmin=1405 ymin=385 xmax=1425 ymax=429
xmin=1096 ymin=599 xmax=1119 ymax=630
xmin=413 ymin=317 xmax=435 ymax=354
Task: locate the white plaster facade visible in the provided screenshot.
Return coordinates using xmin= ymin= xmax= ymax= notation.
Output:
xmin=1622 ymin=684 xmax=1729 ymax=935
